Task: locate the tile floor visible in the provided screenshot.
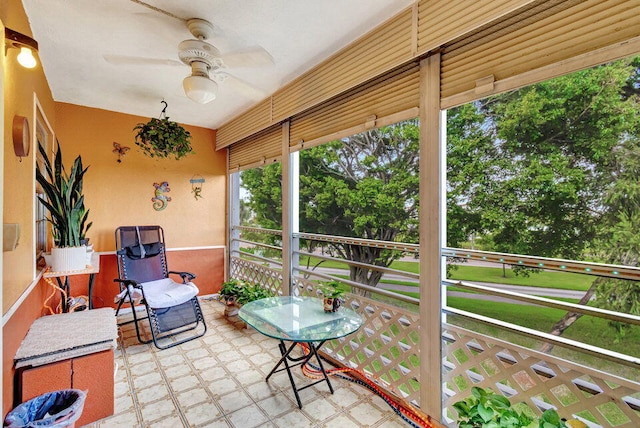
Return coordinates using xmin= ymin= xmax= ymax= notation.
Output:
xmin=85 ymin=298 xmax=410 ymax=427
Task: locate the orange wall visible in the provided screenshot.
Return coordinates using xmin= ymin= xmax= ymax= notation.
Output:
xmin=54 ymin=102 xmax=226 ymax=252
xmin=2 ymin=0 xmax=57 ymax=313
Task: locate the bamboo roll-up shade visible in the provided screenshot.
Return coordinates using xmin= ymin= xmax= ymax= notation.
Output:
xmin=216 ymin=98 xmax=272 ymax=150
xmin=289 ymin=62 xmax=420 ymax=150
xmin=440 ymin=0 xmax=640 ymax=105
xmin=272 ymin=8 xmax=414 ymax=123
xmin=416 ymin=0 xmax=534 ymax=54
xmin=228 ymin=123 xmax=282 ymax=172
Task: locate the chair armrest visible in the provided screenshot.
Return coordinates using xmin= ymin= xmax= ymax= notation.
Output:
xmin=113 ymin=278 xmax=141 ymax=288
xmin=168 ymin=271 xmax=196 ymax=283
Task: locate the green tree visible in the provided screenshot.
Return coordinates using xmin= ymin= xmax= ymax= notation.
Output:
xmin=447 ymin=57 xmax=640 ymax=347
xmin=242 ymin=120 xmax=420 ymax=290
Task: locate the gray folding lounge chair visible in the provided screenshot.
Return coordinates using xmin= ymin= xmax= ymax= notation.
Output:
xmin=114 ymin=225 xmax=206 ymax=349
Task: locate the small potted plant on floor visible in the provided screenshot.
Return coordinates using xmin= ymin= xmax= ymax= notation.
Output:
xmin=237 ymin=282 xmax=275 ymax=306
xmin=219 ymin=279 xmax=275 ymax=318
xmin=219 ymin=279 xmax=244 ymax=317
xmin=321 ymin=280 xmax=346 ymax=312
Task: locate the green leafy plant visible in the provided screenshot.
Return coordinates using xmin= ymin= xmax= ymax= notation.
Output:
xmin=35 ymin=142 xmax=92 ymax=247
xmin=237 ymin=282 xmax=275 ymax=305
xmin=538 ymin=409 xmax=571 ymax=428
xmin=219 ymin=279 xmax=274 ymax=305
xmin=219 ymin=278 xmax=244 ymax=301
xmin=133 ymin=116 xmax=192 ymax=160
xmin=321 ymin=280 xmax=347 ymax=299
xmin=453 ymin=387 xmax=534 ymax=428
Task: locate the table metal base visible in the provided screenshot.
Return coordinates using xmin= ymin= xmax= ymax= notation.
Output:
xmin=266 ymin=339 xmax=334 ymax=408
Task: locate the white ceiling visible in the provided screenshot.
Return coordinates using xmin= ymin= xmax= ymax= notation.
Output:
xmin=22 ymin=0 xmax=415 ymax=130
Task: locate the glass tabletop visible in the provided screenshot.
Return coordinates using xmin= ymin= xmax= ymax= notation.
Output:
xmin=238 ymin=296 xmax=363 ymax=342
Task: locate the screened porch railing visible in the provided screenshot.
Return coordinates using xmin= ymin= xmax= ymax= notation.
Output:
xmin=229 ymin=225 xmax=640 ymax=427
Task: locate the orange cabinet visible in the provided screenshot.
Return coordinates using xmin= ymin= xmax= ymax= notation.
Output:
xmin=14 ymin=309 xmax=117 ymax=426
xmin=19 ymin=350 xmax=114 ymax=426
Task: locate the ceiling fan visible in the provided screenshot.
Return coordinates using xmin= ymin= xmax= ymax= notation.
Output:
xmin=104 ymin=18 xmax=273 ymax=104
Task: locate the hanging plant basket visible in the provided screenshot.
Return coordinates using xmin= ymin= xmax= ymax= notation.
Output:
xmin=133 ymin=101 xmax=193 ymax=160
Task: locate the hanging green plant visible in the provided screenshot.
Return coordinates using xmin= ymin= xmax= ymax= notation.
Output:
xmin=133 ymin=101 xmax=193 ymax=160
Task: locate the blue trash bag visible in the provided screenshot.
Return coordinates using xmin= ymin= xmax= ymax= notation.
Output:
xmin=4 ymin=389 xmax=86 ymax=428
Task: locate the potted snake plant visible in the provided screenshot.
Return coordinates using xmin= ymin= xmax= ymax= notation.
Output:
xmin=36 ymin=142 xmax=92 ymax=271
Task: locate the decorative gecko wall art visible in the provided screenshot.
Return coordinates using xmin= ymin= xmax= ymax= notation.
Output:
xmin=152 ymin=181 xmax=171 ymax=211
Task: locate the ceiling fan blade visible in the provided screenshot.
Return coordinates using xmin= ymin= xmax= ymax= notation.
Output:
xmin=103 ymin=54 xmax=183 ymax=67
xmin=220 ymin=47 xmax=274 ymax=68
xmin=216 ymin=73 xmax=267 ymax=101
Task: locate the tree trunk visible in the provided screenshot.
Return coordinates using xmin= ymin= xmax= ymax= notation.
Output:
xmin=349 ymin=265 xmax=384 ymax=297
xmin=540 ymin=277 xmax=602 ymax=353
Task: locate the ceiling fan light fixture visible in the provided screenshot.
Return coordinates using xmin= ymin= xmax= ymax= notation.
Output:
xmin=183 ymin=75 xmax=218 ymax=104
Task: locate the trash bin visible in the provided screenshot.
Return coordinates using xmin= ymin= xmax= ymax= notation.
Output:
xmin=4 ymin=389 xmax=86 ymax=428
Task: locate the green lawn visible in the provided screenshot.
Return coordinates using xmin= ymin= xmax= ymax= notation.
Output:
xmin=300 ymin=255 xmax=594 ymax=291
xmin=448 ymin=265 xmax=595 ymax=291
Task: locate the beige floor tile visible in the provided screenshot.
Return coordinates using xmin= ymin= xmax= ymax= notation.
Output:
xmin=200 ymin=365 xmax=228 ymax=382
xmin=376 ymin=414 xmax=413 ymax=428
xmin=230 ymin=335 xmax=253 ymax=347
xmin=206 ymin=377 xmax=241 ymax=398
xmin=136 ymin=383 xmax=170 ymax=404
xmin=195 ymin=417 xmax=232 ymax=428
xmin=202 ymin=334 xmax=225 ymax=346
xmin=128 ymin=360 xmax=158 ymax=377
xmin=301 ymin=396 xmax=341 ymax=423
xmin=164 ymin=363 xmax=193 ymax=380
xmin=225 ymin=359 xmax=252 ymax=374
xmin=143 ymin=415 xmax=184 ymax=427
xmin=132 ymin=370 xmax=164 ymax=389
xmin=185 ymin=347 xmax=210 ymax=360
xmin=183 ymin=401 xmax=222 ymax=426
xmin=217 ymin=349 xmax=242 ymax=363
xmin=127 ymin=351 xmax=154 ymax=365
xmin=345 ymin=400 xmax=386 ymax=427
xmin=270 ymin=409 xmax=314 ymax=428
xmin=170 ymin=374 xmax=202 ymax=392
xmin=179 ymin=338 xmax=205 ymax=351
xmin=245 ymin=380 xmax=281 ymax=402
xmin=140 ymin=398 xmax=178 ymax=423
xmin=217 ymin=389 xmax=255 ymax=414
xmin=97 ymin=410 xmax=140 ymax=427
xmin=249 ymin=352 xmax=275 ymax=367
xmin=156 ymin=352 xmax=187 ymax=368
xmin=256 ymin=393 xmax=296 ymax=417
xmin=326 ymin=386 xmax=362 ymax=409
xmin=237 ymin=344 xmax=262 ymax=356
xmin=234 ymin=369 xmax=264 ymax=386
xmin=114 ymin=380 xmax=131 ymax=397
xmin=322 ymin=414 xmax=362 ymax=428
xmin=191 ymin=356 xmax=218 ymax=371
xmin=176 ymin=387 xmax=211 ymax=408
xmin=114 ymin=392 xmax=135 ymax=413
xmin=227 ymin=404 xmax=269 ymax=428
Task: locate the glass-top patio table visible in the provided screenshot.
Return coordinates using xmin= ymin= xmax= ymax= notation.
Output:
xmin=238 ymin=295 xmax=363 ymax=409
